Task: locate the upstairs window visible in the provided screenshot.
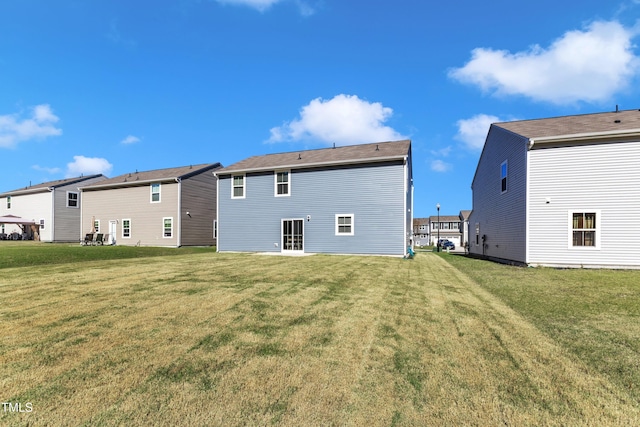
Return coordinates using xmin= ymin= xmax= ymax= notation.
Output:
xmin=151 ymin=183 xmax=161 ymax=203
xmin=67 ymin=192 xmax=79 ymax=208
xmin=275 ymin=171 xmax=290 ymax=196
xmin=232 ymin=175 xmax=245 ymax=199
xmin=7 ymin=196 xmax=11 ymax=209
xmin=571 ymin=212 xmax=598 ymax=247
xmin=501 ymin=161 xmax=508 ymax=193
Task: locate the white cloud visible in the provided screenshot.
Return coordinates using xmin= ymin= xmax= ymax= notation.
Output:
xmin=32 ymin=165 xmax=62 ymax=174
xmin=431 ymin=146 xmax=452 ymax=157
xmin=449 ymin=20 xmax=640 ymax=104
xmin=455 ymin=114 xmax=500 ymax=151
xmin=431 ymin=159 xmax=452 ymax=173
xmin=0 ymin=104 xmax=62 ymax=148
xmin=215 ymin=0 xmax=314 ymax=14
xmin=121 ymin=135 xmax=141 ymax=144
xmin=268 ymin=94 xmax=407 ymax=146
xmin=66 ymin=156 xmax=113 ymax=178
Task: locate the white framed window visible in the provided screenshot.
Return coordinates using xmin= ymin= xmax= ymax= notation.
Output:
xmin=122 ymin=219 xmax=131 ymax=238
xmin=501 ymin=160 xmax=508 ymax=194
xmin=335 ymin=214 xmax=354 ymax=236
xmin=163 ymin=217 xmax=173 ymax=238
xmin=569 ymin=211 xmax=600 ymax=249
xmin=6 ymin=196 xmax=11 ymax=209
xmin=213 ymin=220 xmax=217 ymax=239
xmin=274 ymin=171 xmax=290 ymax=197
xmin=151 ymin=183 xmax=161 ymax=203
xmin=232 ymin=175 xmax=245 ymax=199
xmin=39 ymin=219 xmax=45 ymax=229
xmin=94 ymin=220 xmax=100 ymax=233
xmin=67 ymin=191 xmax=79 ymax=208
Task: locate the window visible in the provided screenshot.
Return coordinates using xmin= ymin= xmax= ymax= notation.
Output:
xmin=151 ymin=183 xmax=161 ymax=203
xmin=335 ymin=214 xmax=354 ymax=236
xmin=571 ymin=212 xmax=599 ymax=248
xmin=163 ymin=217 xmax=173 ymax=238
xmin=275 ymin=171 xmax=290 ymax=196
xmin=7 ymin=196 xmax=11 ymax=209
xmin=232 ymin=175 xmax=245 ymax=198
xmin=501 ymin=161 xmax=508 ymax=193
xmin=94 ymin=220 xmax=100 ymax=233
xmin=67 ymin=192 xmax=79 ymax=208
xmin=39 ymin=219 xmax=45 ymax=229
xmin=122 ymin=219 xmax=131 ymax=238
xmin=213 ymin=220 xmax=217 ymax=239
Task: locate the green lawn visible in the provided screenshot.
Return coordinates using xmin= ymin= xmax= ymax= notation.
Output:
xmin=440 ymin=252 xmax=640 ymax=406
xmin=1 ymin=249 xmax=638 ymax=426
xmin=0 ymin=241 xmax=215 ymax=269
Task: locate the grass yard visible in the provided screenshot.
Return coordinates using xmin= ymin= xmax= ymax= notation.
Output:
xmin=1 ymin=250 xmax=639 ymax=426
xmin=440 ymin=253 xmax=640 ymax=407
xmin=0 ymin=241 xmax=215 ymax=269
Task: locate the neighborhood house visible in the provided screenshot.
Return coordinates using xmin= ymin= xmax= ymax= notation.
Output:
xmin=215 ymin=140 xmax=413 ymax=256
xmin=469 ymin=108 xmax=640 ymax=269
xmin=81 ymin=163 xmax=222 ymax=247
xmin=0 ymin=175 xmax=107 ymax=242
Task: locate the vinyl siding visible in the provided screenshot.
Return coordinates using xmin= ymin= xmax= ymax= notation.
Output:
xmin=0 ymin=192 xmax=52 ymax=241
xmin=218 ymin=161 xmax=407 ymax=255
xmin=469 ymin=126 xmax=528 ymax=263
xmin=82 ymin=183 xmax=180 ymax=246
xmin=528 ymin=139 xmax=640 ymax=268
xmin=52 ymin=176 xmax=106 ymax=242
xmin=180 ymin=169 xmax=218 ymax=246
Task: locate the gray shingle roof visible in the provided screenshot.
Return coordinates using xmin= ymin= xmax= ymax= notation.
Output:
xmin=0 ymin=174 xmax=105 ymax=197
xmin=82 ymin=163 xmax=221 ymax=190
xmin=495 ymin=108 xmax=640 ymax=139
xmin=216 ymin=140 xmax=411 ymax=174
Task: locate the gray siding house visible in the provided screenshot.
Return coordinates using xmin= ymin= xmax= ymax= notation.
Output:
xmin=469 ymin=108 xmax=640 ymax=268
xmin=216 ymin=140 xmax=413 ymax=256
xmin=81 ymin=163 xmax=222 ymax=247
xmin=0 ymin=175 xmax=107 ymax=242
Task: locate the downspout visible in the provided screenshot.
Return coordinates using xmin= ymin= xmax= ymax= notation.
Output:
xmin=176 ymin=178 xmax=182 ymax=247
xmin=525 ymin=138 xmax=534 ymax=265
xmin=49 ymin=187 xmax=55 ymax=242
xmin=214 ymin=171 xmax=219 ymax=252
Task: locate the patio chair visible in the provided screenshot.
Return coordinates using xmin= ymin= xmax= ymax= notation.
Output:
xmin=94 ymin=233 xmax=104 ymax=245
xmin=82 ymin=233 xmax=94 ymax=246
xmin=102 ymin=234 xmax=111 ymax=245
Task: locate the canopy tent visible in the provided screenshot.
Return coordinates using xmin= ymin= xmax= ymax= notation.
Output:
xmin=0 ymin=215 xmax=39 ymax=240
xmin=0 ymin=215 xmax=37 ymax=225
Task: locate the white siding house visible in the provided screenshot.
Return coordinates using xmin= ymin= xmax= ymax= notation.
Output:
xmin=469 ymin=108 xmax=640 ymax=268
xmin=0 ymin=175 xmax=107 ymax=242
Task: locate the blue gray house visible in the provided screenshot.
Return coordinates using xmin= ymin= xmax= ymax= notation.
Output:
xmin=215 ymin=140 xmax=413 ymax=255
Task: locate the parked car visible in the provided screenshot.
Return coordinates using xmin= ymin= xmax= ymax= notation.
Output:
xmin=441 ymin=240 xmax=455 ymax=250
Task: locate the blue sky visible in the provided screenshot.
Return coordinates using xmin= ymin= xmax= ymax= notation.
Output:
xmin=1 ymin=0 xmax=639 ymax=218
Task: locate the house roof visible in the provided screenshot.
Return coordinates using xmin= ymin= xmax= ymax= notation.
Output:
xmin=459 ymin=210 xmax=471 ymax=220
xmin=429 ymin=215 xmax=461 ymax=222
xmin=0 ymin=175 xmax=105 ymax=197
xmin=413 ymin=218 xmax=429 ymax=226
xmin=81 ymin=163 xmax=222 ymax=191
xmin=216 ymin=140 xmax=411 ymax=174
xmin=495 ymin=108 xmax=640 ymax=140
